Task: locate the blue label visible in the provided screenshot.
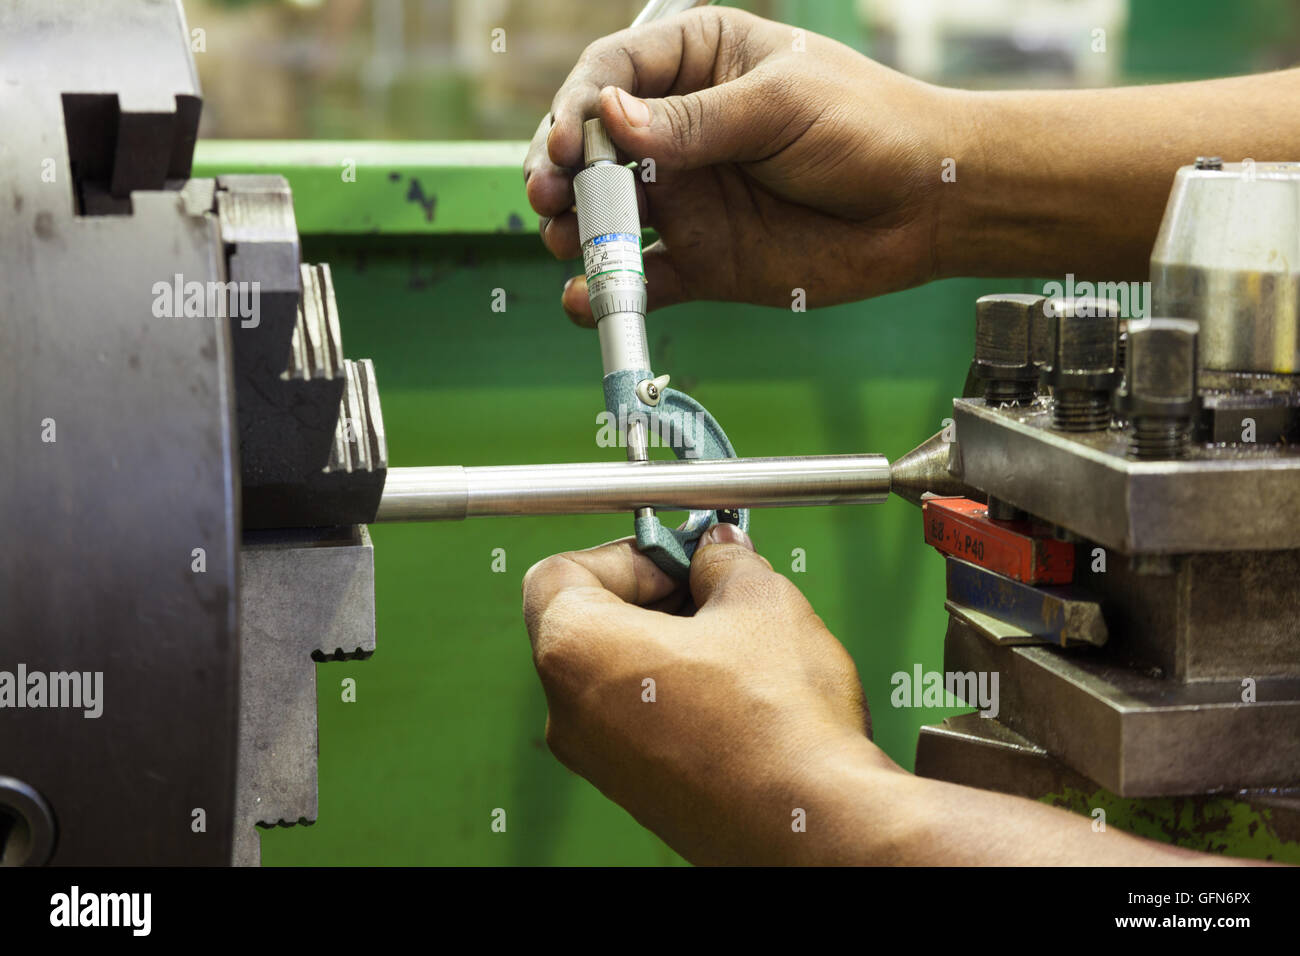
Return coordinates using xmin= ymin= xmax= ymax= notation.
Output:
xmin=591 ymin=232 xmax=639 ymax=246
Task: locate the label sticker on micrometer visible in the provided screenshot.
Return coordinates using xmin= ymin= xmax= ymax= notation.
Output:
xmin=582 ymin=232 xmax=643 ymax=293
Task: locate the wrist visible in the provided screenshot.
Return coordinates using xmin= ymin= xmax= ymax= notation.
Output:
xmin=753 ymin=723 xmax=904 ymax=865
xmin=929 ymin=86 xmax=1012 ymax=281
xmin=928 ymin=85 xmax=1163 ymax=283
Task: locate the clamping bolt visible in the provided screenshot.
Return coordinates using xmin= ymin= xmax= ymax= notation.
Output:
xmin=973 ymin=293 xmax=1047 ymax=406
xmin=1040 ymin=296 xmax=1122 ymax=432
xmin=1125 ymin=318 xmax=1199 ymax=459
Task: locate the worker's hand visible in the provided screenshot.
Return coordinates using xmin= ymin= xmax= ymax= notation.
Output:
xmin=521 ymin=529 xmax=1264 ymax=867
xmin=523 ymin=6 xmax=961 ymax=325
xmin=521 ymin=524 xmax=887 ymax=865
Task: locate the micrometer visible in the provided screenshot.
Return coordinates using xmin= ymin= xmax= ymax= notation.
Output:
xmin=572 ymin=117 xmax=746 ymax=577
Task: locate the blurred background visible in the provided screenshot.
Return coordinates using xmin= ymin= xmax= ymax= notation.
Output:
xmin=191 ymin=0 xmax=1300 ymax=140
xmin=187 ymin=1 xmax=1300 ymax=865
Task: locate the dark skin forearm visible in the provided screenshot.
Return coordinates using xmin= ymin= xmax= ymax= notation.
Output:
xmin=785 ymin=733 xmax=1253 ymax=866
xmin=936 ymin=70 xmax=1300 ymax=283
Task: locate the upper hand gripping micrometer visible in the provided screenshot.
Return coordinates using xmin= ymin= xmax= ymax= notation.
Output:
xmin=372 ymin=0 xmax=918 ymax=543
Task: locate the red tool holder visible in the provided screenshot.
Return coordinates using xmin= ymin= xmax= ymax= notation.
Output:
xmin=922 ymin=496 xmax=1075 ymax=585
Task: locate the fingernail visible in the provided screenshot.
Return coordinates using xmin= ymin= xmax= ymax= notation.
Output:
xmin=701 ymin=522 xmax=753 ymax=550
xmin=616 ymin=88 xmax=651 ymax=128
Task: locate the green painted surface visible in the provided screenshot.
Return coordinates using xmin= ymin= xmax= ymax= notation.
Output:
xmin=194 ymin=141 xmax=539 ymax=236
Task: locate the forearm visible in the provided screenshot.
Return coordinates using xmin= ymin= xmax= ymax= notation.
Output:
xmin=934 ymin=68 xmax=1300 ymax=283
xmin=783 ymin=733 xmax=1260 ymax=866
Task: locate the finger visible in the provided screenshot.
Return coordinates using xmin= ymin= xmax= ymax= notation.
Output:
xmin=561 ymin=275 xmax=594 ymax=327
xmin=523 ymin=538 xmax=680 ymax=648
xmin=547 ymin=10 xmax=743 ymax=171
xmin=540 ymin=210 xmax=580 ymax=260
xmin=595 ymin=68 xmax=813 ymax=174
xmin=644 ymin=587 xmax=691 ymax=616
xmin=563 ymin=537 xmax=681 ymax=607
xmin=524 ymin=113 xmax=576 ymax=218
xmin=523 ymin=112 xmax=551 ymax=187
xmin=560 ymin=243 xmax=687 ymax=327
xmin=689 ymin=523 xmax=785 ymax=611
xmin=641 ymin=242 xmax=687 ymax=311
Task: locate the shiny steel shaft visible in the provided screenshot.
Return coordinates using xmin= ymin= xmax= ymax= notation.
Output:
xmin=374 ymin=454 xmax=890 ymax=523
xmin=632 ymin=0 xmax=714 ymax=28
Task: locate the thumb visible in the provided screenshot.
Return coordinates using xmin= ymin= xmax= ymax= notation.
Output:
xmin=596 ymin=74 xmax=799 ymax=172
xmin=689 ymin=522 xmax=775 ymax=609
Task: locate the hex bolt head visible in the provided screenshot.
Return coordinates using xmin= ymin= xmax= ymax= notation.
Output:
xmin=1043 ymin=296 xmax=1120 ymax=378
xmin=973 ymin=293 xmax=1045 ymax=404
xmin=1041 ymin=296 xmax=1122 ymax=431
xmin=1128 ymin=318 xmax=1198 ymax=406
xmin=1126 ymin=318 xmax=1199 ymax=459
xmin=974 ymin=294 xmax=1045 ymax=371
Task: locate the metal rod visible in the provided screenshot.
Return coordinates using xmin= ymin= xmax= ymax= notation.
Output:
xmin=632 ymin=0 xmax=715 ymax=28
xmin=374 ymin=454 xmax=891 ymax=523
